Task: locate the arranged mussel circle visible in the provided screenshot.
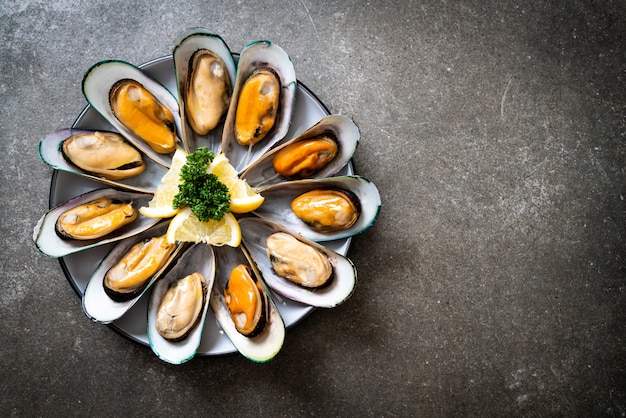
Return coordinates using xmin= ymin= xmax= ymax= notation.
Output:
xmin=253 ymin=175 xmax=381 ymax=242
xmin=211 ymin=244 xmax=285 ymax=362
xmin=239 ymin=217 xmax=357 ymax=308
xmin=147 ymin=243 xmax=215 ymax=364
xmin=39 ymin=129 xmax=168 ymax=194
xmin=34 ymin=29 xmax=382 ymax=362
xmin=241 ymin=115 xmax=360 ymax=188
xmin=221 ymin=40 xmax=297 ymax=172
xmin=82 ymin=60 xmax=182 ymax=168
xmin=33 ymin=188 xmax=159 ymax=258
xmin=173 ymin=28 xmax=236 ymax=154
xmin=82 ymin=221 xmax=186 ymax=324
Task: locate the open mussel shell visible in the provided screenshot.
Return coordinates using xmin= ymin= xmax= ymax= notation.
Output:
xmin=33 ymin=188 xmax=159 ymax=258
xmin=173 ymin=28 xmax=236 ymax=154
xmin=39 ymin=129 xmax=168 ymax=194
xmin=82 ymin=60 xmax=182 ymax=168
xmin=221 ymin=40 xmax=297 ymax=172
xmin=253 ymin=175 xmax=381 ymax=242
xmin=81 ymin=221 xmax=186 ymax=324
xmin=239 ymin=218 xmax=357 ymax=308
xmin=241 ymin=114 xmax=360 ymax=188
xmin=211 ymin=244 xmax=285 ymax=362
xmin=147 ymin=243 xmax=215 ymax=364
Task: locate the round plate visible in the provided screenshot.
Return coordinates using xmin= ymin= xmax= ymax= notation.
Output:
xmin=49 ymin=55 xmax=352 ymax=356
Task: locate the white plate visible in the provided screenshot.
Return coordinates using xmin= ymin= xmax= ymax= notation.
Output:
xmin=49 ymin=55 xmax=352 ymax=356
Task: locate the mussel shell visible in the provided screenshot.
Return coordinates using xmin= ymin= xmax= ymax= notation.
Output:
xmin=82 ymin=60 xmax=182 ymax=168
xmin=253 ymin=175 xmax=381 ymax=242
xmin=241 ymin=115 xmax=360 ymax=188
xmin=147 ymin=243 xmax=215 ymax=364
xmin=82 ymin=221 xmax=186 ymax=324
xmin=221 ymin=40 xmax=296 ymax=172
xmin=33 ymin=188 xmax=159 ymax=258
xmin=39 ymin=129 xmax=168 ymax=194
xmin=173 ymin=28 xmax=236 ymax=154
xmin=240 ymin=218 xmax=357 ymax=308
xmin=211 ymin=244 xmax=285 ymax=362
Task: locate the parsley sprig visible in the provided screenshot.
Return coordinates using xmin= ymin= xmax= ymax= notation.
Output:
xmin=172 ymin=147 xmax=231 ymax=222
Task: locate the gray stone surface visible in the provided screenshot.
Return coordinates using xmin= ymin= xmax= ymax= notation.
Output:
xmin=2 ymin=0 xmax=625 ymax=416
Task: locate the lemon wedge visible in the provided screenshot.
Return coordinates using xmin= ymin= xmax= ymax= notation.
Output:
xmin=139 ymin=148 xmax=187 ymax=218
xmin=166 ymin=207 xmax=241 ymax=247
xmin=208 ymin=153 xmax=265 ymax=213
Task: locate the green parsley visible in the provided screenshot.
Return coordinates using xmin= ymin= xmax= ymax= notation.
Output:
xmin=172 ymin=147 xmax=231 ymax=222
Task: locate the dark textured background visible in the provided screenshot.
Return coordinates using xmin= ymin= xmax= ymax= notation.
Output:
xmin=2 ymin=1 xmax=624 ymax=416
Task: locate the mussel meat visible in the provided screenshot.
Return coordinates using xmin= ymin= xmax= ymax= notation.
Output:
xmin=61 ymin=131 xmax=146 ymax=180
xmin=185 ymin=50 xmax=232 ymax=135
xmin=290 ymin=189 xmax=360 ymax=233
xmin=155 ymin=272 xmax=207 ymax=341
xmin=234 ymin=69 xmax=280 ymax=146
xmin=266 ymin=232 xmax=333 ymax=288
xmin=109 ymin=79 xmax=177 ymax=154
xmin=103 ymin=234 xmax=177 ymax=302
xmin=272 ymin=135 xmax=338 ymax=178
xmin=55 ymin=198 xmax=137 ymax=240
xmin=223 ymin=264 xmax=267 ymax=337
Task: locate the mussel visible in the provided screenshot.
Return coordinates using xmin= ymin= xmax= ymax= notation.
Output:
xmin=147 ymin=243 xmax=215 ymax=364
xmin=290 ymin=189 xmax=360 ymax=233
xmin=155 ymin=272 xmax=207 ymax=341
xmin=221 ymin=40 xmax=296 ymax=172
xmin=185 ymin=50 xmax=232 ymax=136
xmin=241 ymin=115 xmax=360 ymax=188
xmin=266 ymin=232 xmax=333 ymax=288
xmin=223 ymin=264 xmax=268 ymax=337
xmin=211 ymin=244 xmax=285 ymax=362
xmin=272 ymin=135 xmax=338 ymax=178
xmin=252 ymin=175 xmax=381 ymax=242
xmin=82 ymin=60 xmax=181 ymax=168
xmin=109 ymin=79 xmax=177 ymax=154
xmin=61 ymin=131 xmax=146 ymax=180
xmin=55 ymin=197 xmax=137 ymax=240
xmin=103 ymin=234 xmax=177 ymax=302
xmin=234 ymin=69 xmax=280 ymax=146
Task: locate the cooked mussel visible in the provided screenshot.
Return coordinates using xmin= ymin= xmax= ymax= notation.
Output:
xmin=290 ymin=189 xmax=360 ymax=233
xmin=155 ymin=272 xmax=207 ymax=341
xmin=234 ymin=69 xmax=280 ymax=146
xmin=272 ymin=135 xmax=338 ymax=178
xmin=224 ymin=264 xmax=268 ymax=337
xmin=109 ymin=79 xmax=177 ymax=154
xmin=55 ymin=197 xmax=137 ymax=240
xmin=103 ymin=234 xmax=177 ymax=302
xmin=185 ymin=49 xmax=232 ymax=135
xmin=266 ymin=232 xmax=333 ymax=288
xmin=61 ymin=131 xmax=146 ymax=180
xmin=221 ymin=40 xmax=296 ymax=172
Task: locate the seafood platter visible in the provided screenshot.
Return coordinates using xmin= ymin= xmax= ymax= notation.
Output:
xmin=33 ymin=28 xmax=381 ymax=364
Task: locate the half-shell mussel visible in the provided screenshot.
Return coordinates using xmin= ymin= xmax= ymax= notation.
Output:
xmin=155 ymin=272 xmax=208 ymax=341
